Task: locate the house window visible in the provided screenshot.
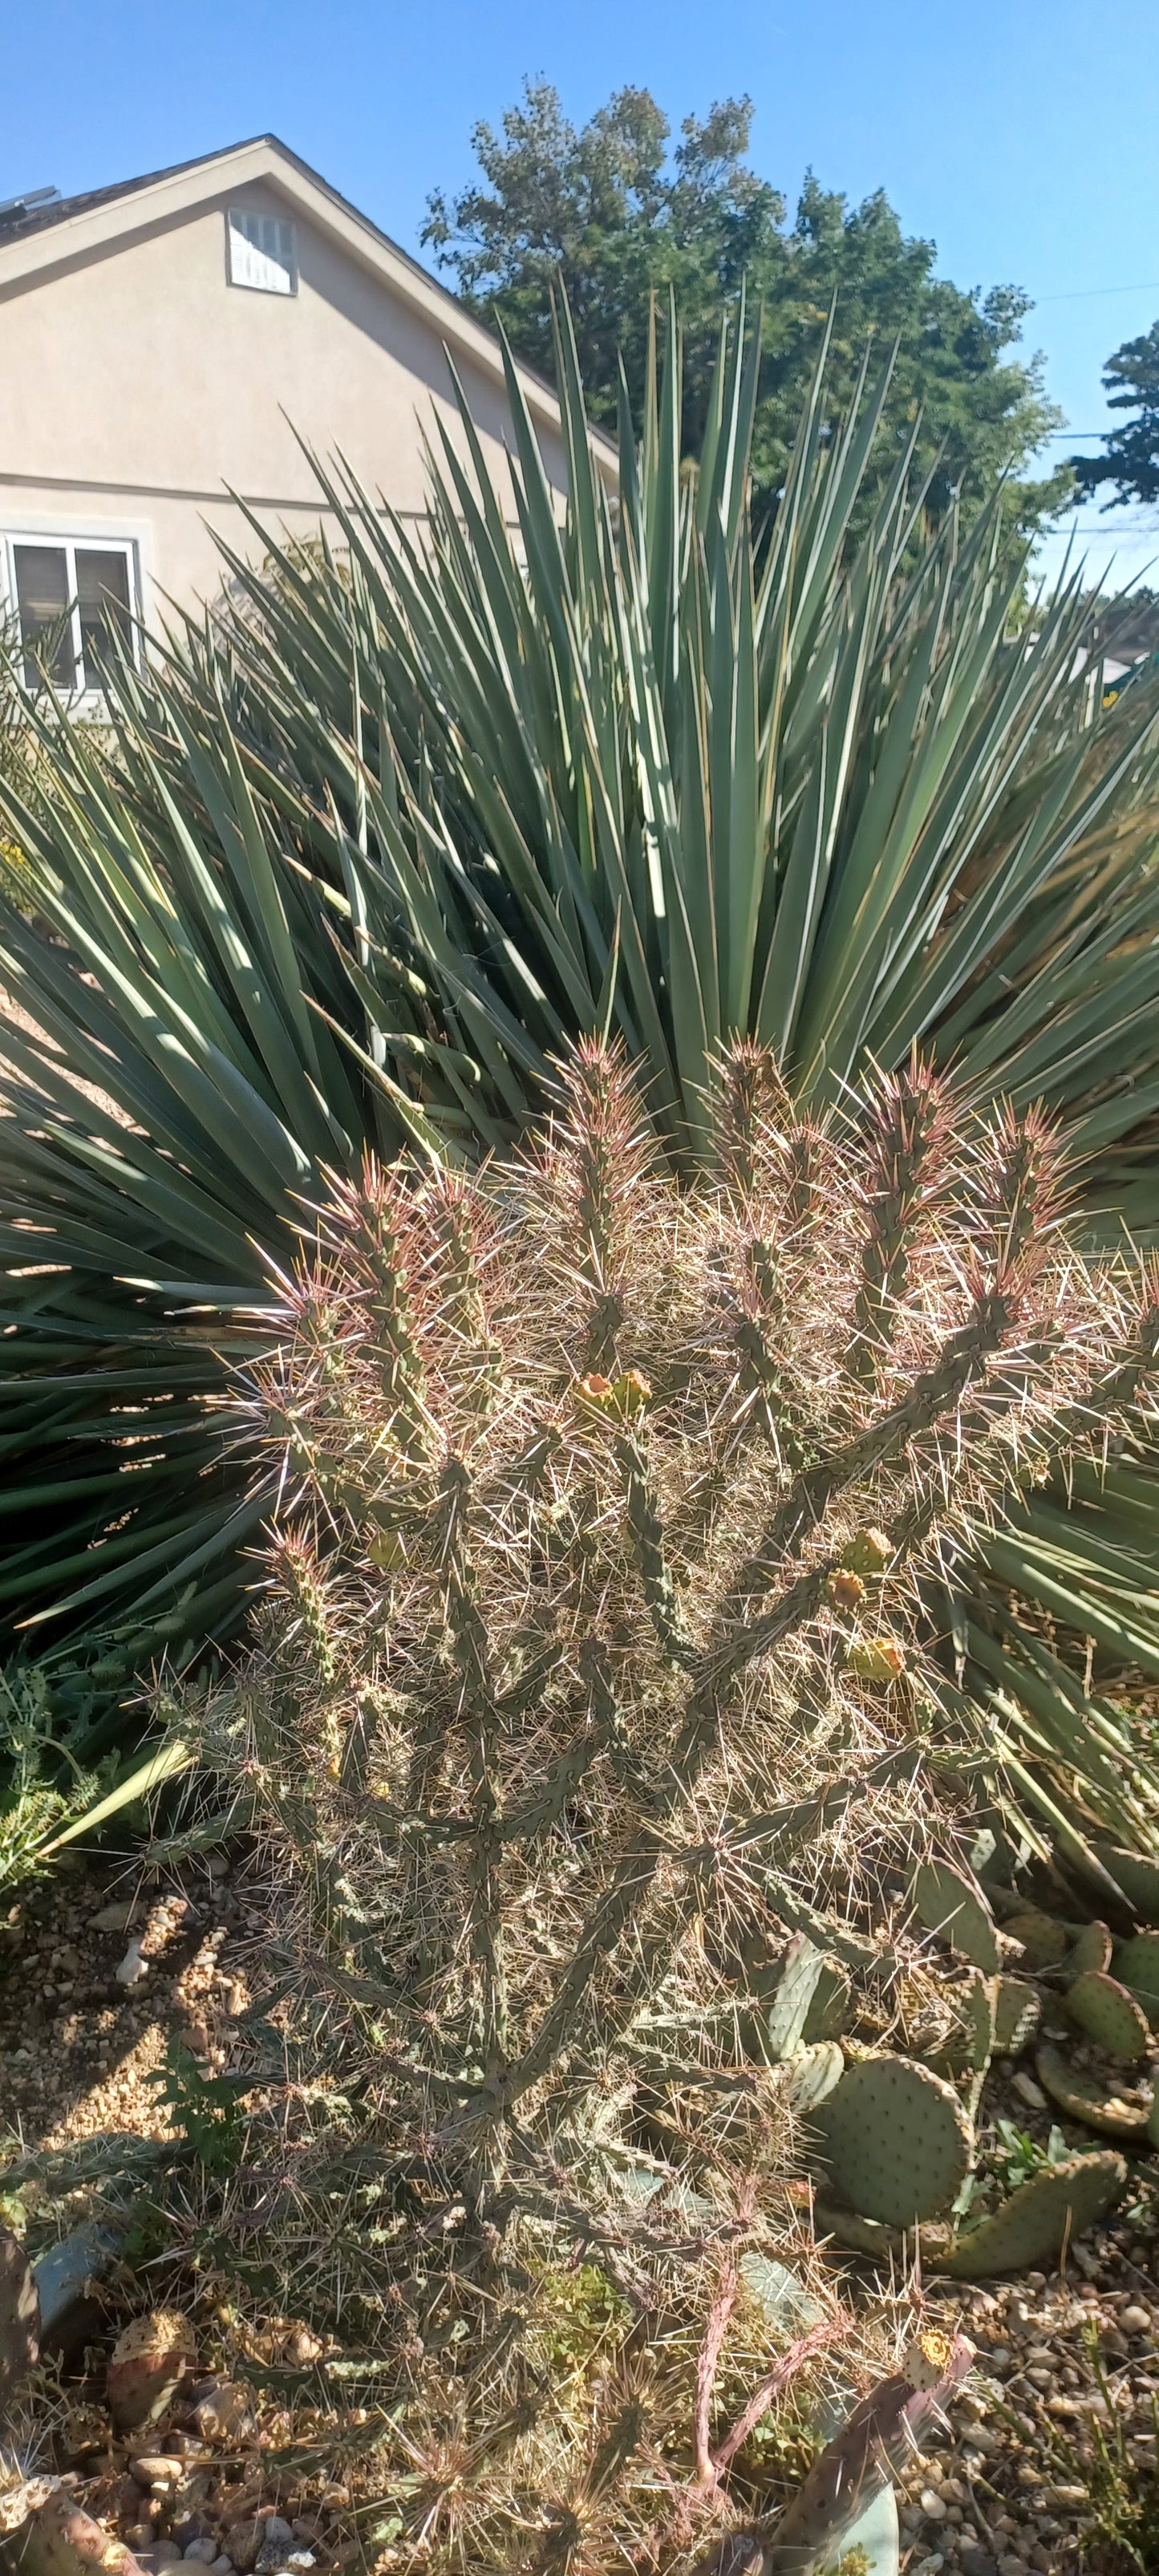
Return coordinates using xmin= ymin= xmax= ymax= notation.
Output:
xmin=227 ymin=207 xmax=296 ymax=294
xmin=7 ymin=538 xmax=135 ymax=695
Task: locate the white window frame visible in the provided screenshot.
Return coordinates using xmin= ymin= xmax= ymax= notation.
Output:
xmin=226 ymin=206 xmax=298 ymax=296
xmin=0 ymin=526 xmax=143 ymax=704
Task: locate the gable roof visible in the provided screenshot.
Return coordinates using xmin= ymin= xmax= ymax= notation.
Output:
xmin=0 ymin=162 xmax=205 ymax=245
xmin=0 ymin=135 xmax=617 ymax=469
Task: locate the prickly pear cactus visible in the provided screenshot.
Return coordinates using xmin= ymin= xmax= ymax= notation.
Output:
xmin=942 ymin=2151 xmax=1127 ymax=2278
xmin=801 ymin=1961 xmax=850 ymax=2043
xmin=1035 ymin=2043 xmax=1153 ymax=2138
xmin=1004 ymin=1909 xmax=1070 ymax=1970
xmin=1116 ymin=1932 xmax=1159 ymax=2026
xmin=912 ymin=1861 xmax=1000 ymax=1972
xmin=809 ymin=2057 xmax=973 ymax=2228
xmin=764 ymin=2331 xmax=975 ymax=2571
xmin=1066 ymin=1921 xmax=1112 ymax=1979
xmin=1064 ymin=1970 xmax=1151 ymax=2062
xmin=993 ymin=1976 xmax=1041 ymax=2055
xmin=784 ymin=2043 xmax=845 ymax=2113
xmin=764 ymin=1937 xmax=827 ymax=2061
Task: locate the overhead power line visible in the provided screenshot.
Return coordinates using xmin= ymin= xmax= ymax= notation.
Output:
xmin=1035 ymin=280 xmax=1159 ymax=303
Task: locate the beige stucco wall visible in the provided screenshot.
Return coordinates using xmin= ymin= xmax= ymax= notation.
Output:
xmin=0 ymin=176 xmax=569 ymax=619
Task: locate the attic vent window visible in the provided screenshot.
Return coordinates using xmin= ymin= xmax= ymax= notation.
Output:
xmin=227 ymin=207 xmax=297 ymax=295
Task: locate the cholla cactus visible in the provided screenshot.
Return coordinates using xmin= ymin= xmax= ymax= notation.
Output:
xmin=184 ymin=1040 xmax=1158 ymax=2570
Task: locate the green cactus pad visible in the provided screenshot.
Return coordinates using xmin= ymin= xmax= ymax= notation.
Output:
xmin=802 ymin=1961 xmax=851 ymax=2043
xmin=994 ymin=1976 xmax=1041 ymax=2055
xmin=912 ymin=1860 xmax=1000 ymax=1972
xmin=1066 ymin=1921 xmax=1112 ymax=1980
xmin=1091 ymin=1844 xmax=1159 ymax=1924
xmin=786 ymin=2042 xmax=845 ymax=2113
xmin=813 ymin=2201 xmax=954 ymax=2264
xmin=809 ymin=2055 xmax=973 ymax=2228
xmin=766 ymin=1935 xmax=826 ymax=2061
xmin=1064 ymin=1970 xmax=1150 ymax=2063
xmin=940 ymin=2151 xmax=1127 ymax=2278
xmin=1116 ymin=1933 xmax=1159 ymax=2026
xmin=1005 ymin=1909 xmax=1070 ymax=1970
xmin=1035 ymin=2043 xmax=1153 ymax=2137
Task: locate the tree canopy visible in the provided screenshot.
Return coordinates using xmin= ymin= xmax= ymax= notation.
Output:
xmin=1072 ymin=320 xmax=1159 ymax=510
xmin=423 ymin=82 xmax=1069 ymax=542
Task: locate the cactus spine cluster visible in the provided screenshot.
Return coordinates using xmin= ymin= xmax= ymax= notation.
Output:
xmin=173 ymin=1040 xmax=1159 ymax=2567
xmin=216 ymin=1041 xmax=1159 ymax=2202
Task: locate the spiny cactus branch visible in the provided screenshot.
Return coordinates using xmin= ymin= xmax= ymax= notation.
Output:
xmin=195 ymin=1036 xmax=1148 ymax=2221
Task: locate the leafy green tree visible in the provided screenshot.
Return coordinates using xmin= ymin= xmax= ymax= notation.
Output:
xmin=423 ymin=82 xmax=1070 ymax=540
xmin=1073 ymin=321 xmax=1159 ymax=510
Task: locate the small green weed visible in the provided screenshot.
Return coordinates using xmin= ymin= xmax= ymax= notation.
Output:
xmin=991 ymin=2119 xmax=1071 ymax=2189
xmin=148 ymin=2038 xmax=247 ymax=2176
xmin=1044 ymin=2326 xmax=1159 ymax=2574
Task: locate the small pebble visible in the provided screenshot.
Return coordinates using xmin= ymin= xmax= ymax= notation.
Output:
xmin=260 ymin=2525 xmax=294 ymax=2554
xmin=90 ymin=1899 xmax=136 ymax=1931
xmin=920 ymin=2489 xmax=948 ymax=2522
xmin=225 ymin=2525 xmax=262 ymax=2574
xmin=130 ymin=2460 xmax=185 ymax=2489
xmin=194 ymin=2385 xmax=253 ymax=2442
xmin=185 ymin=2545 xmax=219 ymax=2565
xmin=1121 ymin=2303 xmax=1152 ymax=2333
xmin=1011 ymin=2069 xmax=1047 ymax=2111
xmin=115 ymin=1937 xmax=148 ymax=1985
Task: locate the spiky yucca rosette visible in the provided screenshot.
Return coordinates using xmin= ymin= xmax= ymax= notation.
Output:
xmin=170 ymin=1041 xmax=1158 ymax=2573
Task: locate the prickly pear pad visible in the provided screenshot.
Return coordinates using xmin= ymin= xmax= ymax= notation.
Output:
xmin=809 ymin=2056 xmax=972 ymax=2228
xmin=941 ymin=2150 xmax=1126 ymax=2277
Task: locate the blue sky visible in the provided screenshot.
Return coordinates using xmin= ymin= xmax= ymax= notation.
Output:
xmin=6 ymin=0 xmax=1159 ymax=591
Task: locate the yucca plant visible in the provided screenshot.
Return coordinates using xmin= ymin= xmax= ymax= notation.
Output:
xmin=160 ymin=1041 xmax=1152 ymax=2570
xmin=3 ymin=295 xmax=1159 ymax=1844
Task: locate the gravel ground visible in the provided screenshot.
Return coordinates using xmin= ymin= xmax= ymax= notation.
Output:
xmin=891 ymin=2258 xmax=1159 ymax=2574
xmin=3 ymin=1860 xmax=1158 ymax=2574
xmin=0 ymin=1855 xmax=261 ymax=2148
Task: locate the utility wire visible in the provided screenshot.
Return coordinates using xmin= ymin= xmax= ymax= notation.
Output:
xmin=1034 ymin=281 xmax=1159 ymax=303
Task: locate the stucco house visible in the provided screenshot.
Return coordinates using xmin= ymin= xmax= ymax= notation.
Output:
xmin=0 ymin=135 xmax=607 ymax=697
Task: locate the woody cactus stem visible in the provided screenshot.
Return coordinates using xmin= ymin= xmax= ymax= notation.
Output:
xmin=850 ymin=1052 xmax=952 ymax=1384
xmin=712 ymin=1046 xmax=817 ymax=1467
xmin=206 ymin=1040 xmax=1159 ymax=2211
